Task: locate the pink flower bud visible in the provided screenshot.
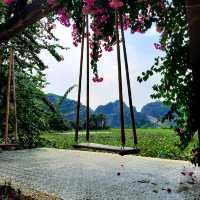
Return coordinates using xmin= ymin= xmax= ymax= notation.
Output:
xmin=156 ymin=24 xmax=163 ymax=33
xmin=109 ymin=0 xmax=124 ymax=9
xmin=3 ymin=0 xmax=13 ymax=5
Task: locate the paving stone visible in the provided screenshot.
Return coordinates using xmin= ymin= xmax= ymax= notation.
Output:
xmin=0 ymin=148 xmax=200 ymax=200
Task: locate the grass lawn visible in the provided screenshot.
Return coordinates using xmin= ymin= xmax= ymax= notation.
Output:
xmin=40 ymin=128 xmax=198 ymax=161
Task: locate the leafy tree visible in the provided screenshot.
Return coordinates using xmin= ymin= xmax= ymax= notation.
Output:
xmin=137 ymin=0 xmax=194 ymax=147
xmin=0 ymin=64 xmax=49 ymax=146
xmin=83 ymin=113 xmax=108 ymax=130
xmin=0 ymin=5 xmax=67 ymax=146
xmin=43 ymin=85 xmax=77 ymax=131
xmin=15 ymin=72 xmax=49 ymax=146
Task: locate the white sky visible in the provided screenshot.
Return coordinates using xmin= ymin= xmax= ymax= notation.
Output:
xmin=40 ymin=23 xmax=163 ymax=111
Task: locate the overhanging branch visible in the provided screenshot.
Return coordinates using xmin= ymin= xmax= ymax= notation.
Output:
xmin=0 ymin=0 xmax=60 ymax=43
xmin=0 ymin=0 xmax=146 ymax=43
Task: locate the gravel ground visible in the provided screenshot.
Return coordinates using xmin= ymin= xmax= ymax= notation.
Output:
xmin=0 ymin=148 xmax=200 ymax=200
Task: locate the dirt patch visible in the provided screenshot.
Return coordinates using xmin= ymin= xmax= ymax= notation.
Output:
xmin=0 ymin=177 xmax=62 ymax=200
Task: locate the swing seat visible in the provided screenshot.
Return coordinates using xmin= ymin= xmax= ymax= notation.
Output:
xmin=73 ymin=143 xmax=140 ymax=156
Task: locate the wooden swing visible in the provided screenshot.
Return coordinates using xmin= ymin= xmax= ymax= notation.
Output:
xmin=0 ymin=49 xmax=18 ymax=150
xmin=73 ymin=10 xmax=140 ymax=156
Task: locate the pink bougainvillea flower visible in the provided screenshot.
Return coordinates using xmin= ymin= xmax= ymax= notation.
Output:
xmin=47 ymin=0 xmax=56 ymax=6
xmin=82 ymin=0 xmax=94 ymax=15
xmin=117 ymin=172 xmax=121 ymax=176
xmin=166 ymin=188 xmax=172 ymax=193
xmin=109 ymin=0 xmax=124 ymax=9
xmin=121 ymin=15 xmax=131 ymax=30
xmin=147 ymin=4 xmax=152 ymax=17
xmin=188 ymin=172 xmax=194 ymax=177
xmin=138 ymin=14 xmax=145 ymax=25
xmin=86 ymin=0 xmax=94 ymax=7
xmin=131 ymin=28 xmax=141 ymax=33
xmin=92 ymin=76 xmax=103 ymax=83
xmin=104 ymin=46 xmax=113 ymax=52
xmin=3 ymin=0 xmax=13 ymax=5
xmin=154 ymin=43 xmax=160 ymax=49
xmin=154 ymin=43 xmax=164 ymax=50
xmin=82 ymin=7 xmax=90 ymax=15
xmin=57 ymin=8 xmax=71 ymax=27
xmin=181 ymin=170 xmax=194 ymax=177
xmin=97 ymin=77 xmax=103 ymax=82
xmin=156 ymin=24 xmax=163 ymax=33
xmin=92 ymin=77 xmax=98 ymax=82
xmin=162 ymin=188 xmax=172 ymax=193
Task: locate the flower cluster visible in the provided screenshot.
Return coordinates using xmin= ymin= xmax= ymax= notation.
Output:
xmin=90 ymin=34 xmax=103 ymax=82
xmin=57 ymin=8 xmax=71 ymax=27
xmin=121 ymin=15 xmax=131 ymax=31
xmin=3 ymin=0 xmax=13 ymax=5
xmin=82 ymin=0 xmax=114 ymax=82
xmin=82 ymin=0 xmax=94 ymax=15
xmin=71 ymin=24 xmax=82 ymax=47
xmin=130 ymin=4 xmax=153 ymax=34
xmin=154 ymin=43 xmax=164 ymax=51
xmin=109 ymin=0 xmax=123 ymax=9
xmin=92 ymin=76 xmax=103 ymax=82
xmin=1 ymin=0 xmax=168 ymax=84
xmin=180 ymin=167 xmax=197 ymax=184
xmin=47 ymin=0 xmax=56 ymax=7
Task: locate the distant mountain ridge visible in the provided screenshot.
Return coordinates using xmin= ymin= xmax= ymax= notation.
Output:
xmin=46 ymin=93 xmax=173 ymax=128
xmin=95 ymin=100 xmax=150 ymax=128
xmin=141 ymin=101 xmax=170 ymax=119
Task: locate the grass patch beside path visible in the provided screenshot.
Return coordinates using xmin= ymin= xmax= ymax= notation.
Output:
xmin=40 ymin=128 xmax=198 ymax=161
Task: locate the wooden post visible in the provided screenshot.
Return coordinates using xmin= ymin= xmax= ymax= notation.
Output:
xmin=4 ymin=49 xmax=13 ymax=144
xmin=185 ymin=0 xmax=200 ymax=145
xmin=11 ymin=52 xmax=17 ymax=142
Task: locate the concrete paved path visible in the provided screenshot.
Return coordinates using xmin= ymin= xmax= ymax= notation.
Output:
xmin=0 ymin=148 xmax=200 ymax=200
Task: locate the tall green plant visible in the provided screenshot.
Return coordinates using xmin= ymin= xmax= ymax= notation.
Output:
xmin=43 ymin=85 xmax=77 ymax=131
xmin=0 ymin=12 xmax=68 ymax=146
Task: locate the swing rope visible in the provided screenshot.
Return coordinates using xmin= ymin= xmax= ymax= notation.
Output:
xmin=86 ymin=14 xmax=90 ymax=142
xmin=119 ymin=12 xmax=137 ymax=145
xmin=74 ymin=10 xmax=138 ymax=151
xmin=115 ymin=10 xmax=126 ymax=147
xmin=75 ymin=16 xmax=86 ymax=143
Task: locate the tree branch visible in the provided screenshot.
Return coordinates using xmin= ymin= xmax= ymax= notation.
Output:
xmin=0 ymin=0 xmax=146 ymax=43
xmin=0 ymin=0 xmax=60 ymax=43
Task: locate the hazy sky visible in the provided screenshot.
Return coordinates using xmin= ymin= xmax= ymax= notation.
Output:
xmin=40 ymin=22 xmax=163 ymax=111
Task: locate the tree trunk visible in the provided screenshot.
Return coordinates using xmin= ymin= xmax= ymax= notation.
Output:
xmin=185 ymin=0 xmax=200 ymax=145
